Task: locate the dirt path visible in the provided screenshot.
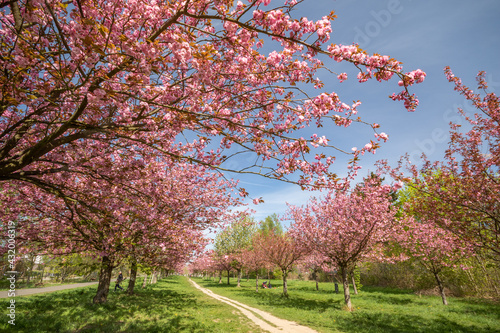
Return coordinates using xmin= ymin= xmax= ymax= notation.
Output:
xmin=0 ymin=282 xmax=98 ymax=298
xmin=188 ymin=278 xmax=318 ymax=333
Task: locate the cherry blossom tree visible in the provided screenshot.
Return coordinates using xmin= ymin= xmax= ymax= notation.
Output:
xmin=1 ymin=0 xmax=425 ymax=204
xmin=240 ymin=246 xmax=269 ymax=292
xmin=382 ymin=68 xmax=499 ymax=259
xmin=212 ymin=253 xmax=234 ymax=285
xmin=189 ymin=250 xmax=216 ymax=279
xmin=288 ymin=178 xmax=399 ymax=311
xmin=301 ymin=252 xmax=330 ymax=291
xmin=397 ymin=215 xmax=474 ymax=305
xmin=1 ymin=158 xmax=240 ymax=303
xmin=253 ymin=231 xmax=309 ymax=297
xmin=2 ymin=0 xmax=426 ymax=303
xmin=129 ymin=230 xmax=208 ymax=294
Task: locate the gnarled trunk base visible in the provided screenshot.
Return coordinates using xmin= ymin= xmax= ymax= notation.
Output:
xmin=342 ymin=267 xmax=352 ymax=311
xmin=282 ymin=270 xmax=288 ymax=297
xmin=93 ymin=256 xmax=114 ymax=304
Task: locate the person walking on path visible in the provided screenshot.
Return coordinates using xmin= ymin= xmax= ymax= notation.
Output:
xmin=114 ymin=271 xmax=124 ymax=292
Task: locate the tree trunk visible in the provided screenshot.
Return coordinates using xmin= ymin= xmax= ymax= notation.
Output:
xmin=142 ymin=274 xmax=148 ymax=288
xmin=227 ymin=269 xmax=230 ymax=285
xmin=39 ymin=266 xmax=45 ymax=284
xmin=313 ymin=269 xmax=319 ymax=291
xmin=218 ymin=271 xmax=222 ymax=284
xmin=282 ymin=270 xmax=288 ymax=297
xmin=433 ymin=272 xmax=448 ymax=305
xmin=27 ymin=255 xmax=36 ymax=284
xmin=237 ymin=269 xmax=242 ymax=287
xmin=26 ymin=265 xmax=31 ymax=283
xmin=255 ymin=274 xmax=259 ymax=292
xmin=93 ymin=256 xmax=114 ymax=304
xmin=127 ymin=258 xmax=138 ymax=295
xmin=351 ymin=273 xmax=358 ymax=295
xmin=341 ymin=267 xmax=352 ymax=311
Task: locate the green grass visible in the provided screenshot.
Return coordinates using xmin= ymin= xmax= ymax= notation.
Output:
xmin=3 ymin=275 xmax=499 ymax=332
xmin=193 ymin=277 xmax=500 ymax=333
xmin=0 ymin=276 xmax=262 ymax=332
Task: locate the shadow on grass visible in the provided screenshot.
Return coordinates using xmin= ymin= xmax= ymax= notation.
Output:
xmin=340 ymin=311 xmax=494 ymax=333
xmin=362 ymin=293 xmax=415 ymax=306
xmin=449 ymin=297 xmax=500 ymax=320
xmin=0 ymin=278 xmax=213 ymax=332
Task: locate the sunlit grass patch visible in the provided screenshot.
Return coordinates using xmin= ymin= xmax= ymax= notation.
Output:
xmin=193 ymin=277 xmax=500 ymax=333
xmin=0 ymin=276 xmax=263 ymax=332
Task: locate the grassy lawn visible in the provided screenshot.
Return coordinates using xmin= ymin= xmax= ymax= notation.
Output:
xmin=193 ymin=277 xmax=500 ymax=333
xmin=0 ymin=275 xmax=263 ymax=332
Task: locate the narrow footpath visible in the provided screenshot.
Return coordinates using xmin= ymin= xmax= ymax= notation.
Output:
xmin=188 ymin=278 xmax=318 ymax=333
xmin=0 ymin=282 xmax=98 ymax=298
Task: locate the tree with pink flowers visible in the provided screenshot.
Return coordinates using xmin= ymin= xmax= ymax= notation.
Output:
xmin=240 ymin=246 xmax=270 ymax=292
xmin=212 ymin=253 xmax=234 ymax=285
xmin=2 ymin=158 xmax=240 ymax=303
xmin=397 ymin=214 xmax=474 ymax=305
xmin=0 ymin=0 xmax=425 ymax=204
xmin=288 ymin=177 xmax=399 ymax=311
xmin=189 ymin=251 xmax=216 ymax=279
xmin=300 ymin=252 xmax=333 ymax=291
xmin=2 ymin=0 xmax=426 ymax=304
xmin=252 ymin=231 xmax=309 ymax=297
xmin=382 ymin=68 xmax=499 ymax=260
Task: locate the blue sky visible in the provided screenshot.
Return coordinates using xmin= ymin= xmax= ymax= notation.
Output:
xmin=224 ymin=0 xmax=500 ymax=224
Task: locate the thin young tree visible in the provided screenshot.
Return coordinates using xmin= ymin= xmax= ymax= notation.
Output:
xmin=213 ymin=216 xmax=257 ymax=287
xmin=397 ymin=215 xmax=474 ymax=305
xmin=253 ymin=231 xmax=309 ymax=297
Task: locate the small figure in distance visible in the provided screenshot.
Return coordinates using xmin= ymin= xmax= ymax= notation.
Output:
xmin=115 ymin=271 xmax=124 ymax=292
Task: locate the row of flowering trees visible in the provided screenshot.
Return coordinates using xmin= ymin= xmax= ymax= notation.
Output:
xmin=1 ymin=158 xmax=244 ymax=303
xmin=385 ymin=68 xmax=500 ymax=303
xmin=1 ymin=0 xmax=427 ymax=304
xmin=290 ymin=176 xmax=477 ymax=309
xmin=191 ymin=69 xmax=498 ymax=312
xmin=3 ymin=0 xmax=495 ymax=309
xmin=188 ymin=215 xmax=300 ymax=296
xmin=192 ymin=174 xmax=477 ymax=311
